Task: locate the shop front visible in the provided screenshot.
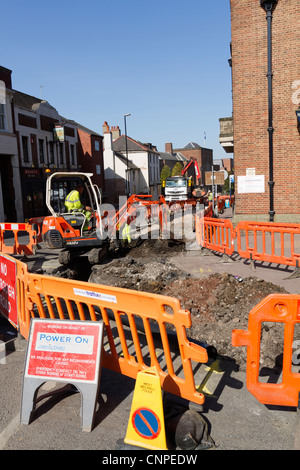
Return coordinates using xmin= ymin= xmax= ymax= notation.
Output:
xmin=22 ymin=168 xmax=48 ymax=220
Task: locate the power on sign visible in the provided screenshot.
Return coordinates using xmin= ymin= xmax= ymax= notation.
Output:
xmin=21 ymin=319 xmax=104 ymax=431
xmin=0 ymin=254 xmax=17 ymax=328
xmin=25 ymin=319 xmax=103 ymax=383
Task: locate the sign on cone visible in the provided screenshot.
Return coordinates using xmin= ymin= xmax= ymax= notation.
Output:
xmin=124 ymin=366 xmax=167 ymax=450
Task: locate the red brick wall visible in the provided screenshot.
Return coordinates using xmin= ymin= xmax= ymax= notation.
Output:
xmin=231 ymin=0 xmax=300 ymax=222
xmin=77 ymin=128 xmax=104 ymax=191
xmin=173 ymin=147 xmax=213 ymax=185
xmin=222 ymin=158 xmax=233 ymax=172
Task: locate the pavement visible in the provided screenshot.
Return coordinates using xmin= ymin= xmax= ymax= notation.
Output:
xmin=0 ymin=207 xmax=300 ymax=452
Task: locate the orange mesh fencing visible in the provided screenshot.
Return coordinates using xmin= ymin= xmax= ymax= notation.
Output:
xmin=232 ymin=294 xmax=300 ymax=407
xmin=14 ymin=256 xmax=208 ymax=405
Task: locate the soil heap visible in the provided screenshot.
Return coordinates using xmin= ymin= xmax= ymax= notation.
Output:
xmin=88 ymin=239 xmax=288 ymax=372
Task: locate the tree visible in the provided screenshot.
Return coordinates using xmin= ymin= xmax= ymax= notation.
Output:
xmin=160 ymin=164 xmax=172 ymax=184
xmin=172 ymin=162 xmax=183 ymax=176
xmin=223 ymin=171 xmax=233 ymax=194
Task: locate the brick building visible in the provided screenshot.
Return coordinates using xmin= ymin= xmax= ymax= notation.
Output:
xmin=0 ymin=66 xmax=20 ymax=222
xmin=159 ymin=143 xmax=188 ymax=174
xmin=0 ymin=66 xmax=105 ymax=221
xmin=76 ymin=123 xmax=104 ymax=191
xmin=172 ymin=142 xmax=213 ymax=187
xmin=230 ymin=0 xmax=300 ymax=223
xmin=13 ymin=90 xmax=78 ymax=220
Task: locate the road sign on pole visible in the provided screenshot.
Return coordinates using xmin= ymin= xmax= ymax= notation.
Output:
xmin=205 ymin=171 xmax=225 ymax=186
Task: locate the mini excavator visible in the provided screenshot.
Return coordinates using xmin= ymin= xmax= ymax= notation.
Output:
xmin=40 ymin=172 xmax=108 ymax=265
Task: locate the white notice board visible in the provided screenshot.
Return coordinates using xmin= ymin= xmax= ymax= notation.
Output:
xmin=237 ymin=175 xmax=265 ymax=194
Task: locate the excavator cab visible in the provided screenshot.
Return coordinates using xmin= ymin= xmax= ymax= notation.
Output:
xmin=42 ymin=172 xmax=107 ymax=265
xmin=46 ymin=172 xmax=101 ymax=234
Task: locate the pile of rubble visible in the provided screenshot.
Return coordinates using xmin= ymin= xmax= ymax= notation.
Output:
xmin=87 ymin=239 xmax=288 ymax=372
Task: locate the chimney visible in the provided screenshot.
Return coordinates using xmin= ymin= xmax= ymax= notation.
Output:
xmin=165 ymin=143 xmax=173 ymax=154
xmin=111 ymin=125 xmax=121 ymax=141
xmin=102 ymin=121 xmax=110 ymax=134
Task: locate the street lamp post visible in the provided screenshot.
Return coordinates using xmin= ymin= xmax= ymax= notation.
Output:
xmin=260 ymin=0 xmax=278 ymax=222
xmin=124 ymin=113 xmax=131 ymax=196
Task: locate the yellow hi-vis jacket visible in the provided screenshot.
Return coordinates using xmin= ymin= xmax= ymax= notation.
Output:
xmin=65 ymin=190 xmax=84 ymax=212
xmin=122 ymin=224 xmax=131 ymax=243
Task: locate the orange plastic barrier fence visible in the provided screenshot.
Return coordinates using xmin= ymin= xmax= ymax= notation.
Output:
xmin=235 ymin=221 xmax=300 ymax=267
xmin=218 ymin=195 xmax=235 ymax=207
xmin=0 ymin=223 xmax=37 ymax=255
xmin=217 ymin=197 xmax=225 ymax=214
xmin=28 ymin=217 xmax=45 ymax=243
xmin=199 ymin=217 xmax=235 ymax=256
xmin=232 ymin=294 xmax=300 ymax=407
xmin=194 ymin=215 xmax=300 ymax=269
xmin=14 ymin=256 xmax=208 ymax=405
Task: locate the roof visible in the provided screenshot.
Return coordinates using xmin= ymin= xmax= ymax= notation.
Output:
xmin=12 ymin=90 xmax=43 ymax=110
xmin=66 ymin=119 xmax=102 ymax=137
xmin=12 ymin=91 xmax=100 ymax=136
xmin=115 ymin=152 xmax=139 ymax=170
xmin=159 ymin=152 xmax=178 ymax=161
xmin=182 ymin=142 xmax=202 ymax=150
xmin=159 ymin=152 xmax=188 ymax=163
xmin=113 ymin=135 xmax=159 ymax=154
xmin=175 ymin=152 xmax=189 ymax=162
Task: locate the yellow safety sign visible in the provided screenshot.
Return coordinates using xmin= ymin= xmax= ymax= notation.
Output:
xmin=124 ymin=366 xmax=167 ymax=450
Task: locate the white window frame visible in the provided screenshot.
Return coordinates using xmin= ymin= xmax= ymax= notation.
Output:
xmin=0 ymin=103 xmax=7 ymax=131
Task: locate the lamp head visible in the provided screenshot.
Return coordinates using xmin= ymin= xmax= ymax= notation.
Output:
xmin=260 ymin=0 xmax=278 ymax=12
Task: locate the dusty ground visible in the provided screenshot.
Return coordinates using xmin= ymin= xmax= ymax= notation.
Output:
xmin=85 ymin=239 xmax=288 ymax=373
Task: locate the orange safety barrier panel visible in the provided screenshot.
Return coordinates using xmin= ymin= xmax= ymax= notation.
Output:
xmin=217 ymin=197 xmax=225 ymax=213
xmin=196 ymin=216 xmax=234 ymax=256
xmin=232 ymin=294 xmax=300 ymax=407
xmin=204 ymin=204 xmax=213 ymax=218
xmin=28 ymin=217 xmax=45 ymax=243
xmin=235 ymin=221 xmax=300 ymax=267
xmin=0 ymin=223 xmax=38 ymax=256
xmin=194 ymin=215 xmax=300 ymax=269
xmin=103 ymin=194 xmax=162 ymax=236
xmin=14 ymin=256 xmax=208 ymax=405
xmin=195 ymin=206 xmax=214 ymax=246
xmin=218 ymin=195 xmax=234 ymax=206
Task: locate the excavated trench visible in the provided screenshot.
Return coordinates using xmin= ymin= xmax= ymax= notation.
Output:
xmin=50 ymin=238 xmax=290 ymax=373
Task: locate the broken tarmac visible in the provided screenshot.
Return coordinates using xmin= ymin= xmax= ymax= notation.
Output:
xmin=0 ymin=207 xmax=300 ymax=451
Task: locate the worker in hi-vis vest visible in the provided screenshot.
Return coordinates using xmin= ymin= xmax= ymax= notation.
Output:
xmin=65 ymin=184 xmax=92 ymax=228
xmin=121 ymin=221 xmax=132 ymax=246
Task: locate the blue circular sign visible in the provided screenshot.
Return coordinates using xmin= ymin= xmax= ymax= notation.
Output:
xmin=132 ymin=408 xmax=161 ymax=439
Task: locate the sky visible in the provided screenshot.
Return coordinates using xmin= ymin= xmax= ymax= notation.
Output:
xmin=1 ymin=0 xmax=233 ymax=159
